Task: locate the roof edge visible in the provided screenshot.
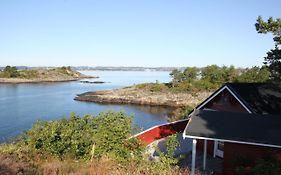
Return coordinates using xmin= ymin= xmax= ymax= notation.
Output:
xmin=183 ymin=135 xmax=281 ymax=149
xmin=196 ymin=84 xmax=253 ymax=113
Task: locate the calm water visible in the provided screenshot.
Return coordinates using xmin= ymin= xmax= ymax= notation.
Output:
xmin=0 ymin=71 xmax=172 ymax=143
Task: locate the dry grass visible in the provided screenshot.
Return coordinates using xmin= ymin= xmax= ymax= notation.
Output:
xmin=0 ymin=154 xmax=209 ymax=175
xmin=0 ymin=154 xmax=39 ymax=175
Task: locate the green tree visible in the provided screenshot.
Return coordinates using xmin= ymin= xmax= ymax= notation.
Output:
xmin=255 ymin=16 xmax=281 ymax=81
xmin=183 ymin=67 xmax=198 ymax=82
xmin=3 ymin=66 xmax=19 ymax=78
xmin=169 ymin=69 xmax=184 ymax=87
xmin=237 ymin=66 xmax=271 ymax=83
xmin=221 ymin=65 xmax=239 ymax=82
xmin=201 ymin=65 xmax=224 ymax=85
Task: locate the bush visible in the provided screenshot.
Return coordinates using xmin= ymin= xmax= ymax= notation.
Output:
xmin=56 ymin=66 xmax=73 ymax=76
xmin=19 ymin=70 xmax=38 ymax=79
xmin=149 ymin=83 xmax=167 ymax=92
xmin=91 ymin=111 xmax=144 ymax=161
xmin=20 ymin=111 xmax=144 ymax=161
xmin=135 ymin=83 xmax=168 ymax=92
xmin=1 ymin=66 xmax=20 ymax=78
xmin=235 ymin=154 xmax=281 ymax=175
xmin=0 ymin=112 xmax=193 ymax=175
xmin=168 ymin=106 xmax=194 ymax=122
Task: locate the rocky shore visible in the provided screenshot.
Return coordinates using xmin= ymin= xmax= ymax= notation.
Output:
xmin=74 ymin=85 xmax=212 ymax=108
xmin=0 ymin=77 xmax=95 ymax=84
xmin=0 ymin=69 xmax=96 ymax=84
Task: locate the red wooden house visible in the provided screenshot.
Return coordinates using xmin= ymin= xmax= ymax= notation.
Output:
xmin=184 ymin=83 xmax=281 ymax=174
xmin=136 ymin=83 xmax=281 ymax=175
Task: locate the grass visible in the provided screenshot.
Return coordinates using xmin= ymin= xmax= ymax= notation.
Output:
xmin=134 ymin=81 xmax=218 ymax=94
xmin=0 ymin=151 xmax=192 ymax=175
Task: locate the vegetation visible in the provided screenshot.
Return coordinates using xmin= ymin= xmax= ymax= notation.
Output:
xmin=235 ymin=154 xmax=281 ymax=175
xmin=256 ymin=16 xmax=281 ymax=82
xmin=10 ymin=111 xmax=142 ymax=161
xmin=0 ymin=66 xmax=82 ymax=80
xmin=0 ymin=66 xmax=20 ymax=78
xmin=0 ymin=111 xmax=191 ymax=175
xmin=171 ymin=106 xmax=194 ymax=121
xmin=136 ymin=65 xmax=270 ymax=95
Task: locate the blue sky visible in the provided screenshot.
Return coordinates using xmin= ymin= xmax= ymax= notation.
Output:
xmin=0 ymin=0 xmax=280 ymax=67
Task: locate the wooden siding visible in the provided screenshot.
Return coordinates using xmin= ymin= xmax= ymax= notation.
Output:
xmin=197 ymin=89 xmax=248 ymax=156
xmin=223 ymin=142 xmax=281 ymax=175
xmin=135 ymin=119 xmax=188 ymax=145
xmin=204 ymin=89 xmax=248 ymax=113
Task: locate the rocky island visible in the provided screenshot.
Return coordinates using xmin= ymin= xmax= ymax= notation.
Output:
xmin=0 ymin=66 xmax=96 ymax=83
xmin=75 ymin=83 xmax=212 ymax=108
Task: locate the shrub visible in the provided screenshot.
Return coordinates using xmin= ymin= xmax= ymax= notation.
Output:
xmin=135 ymin=83 xmax=168 ymax=92
xmin=168 ymin=106 xmax=194 ymax=122
xmin=235 ymin=154 xmax=281 ymax=175
xmin=149 ymin=83 xmax=167 ymax=92
xmin=56 ymin=66 xmax=73 ymax=76
xmin=92 ymin=111 xmax=144 ymax=161
xmin=19 ymin=70 xmax=38 ymax=79
xmin=20 ymin=111 xmax=143 ymax=161
xmin=153 ymin=135 xmax=180 ymax=173
xmin=2 ymin=66 xmax=20 ymax=78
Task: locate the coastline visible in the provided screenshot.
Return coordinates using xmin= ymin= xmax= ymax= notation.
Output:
xmin=74 ymin=85 xmax=212 ymax=108
xmin=0 ymin=76 xmax=97 ymax=84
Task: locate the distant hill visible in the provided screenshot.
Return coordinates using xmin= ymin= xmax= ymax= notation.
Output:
xmin=0 ymin=67 xmax=95 ymax=83
xmin=0 ymin=66 xmax=187 ymax=72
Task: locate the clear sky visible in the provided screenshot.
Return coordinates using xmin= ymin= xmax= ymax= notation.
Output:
xmin=0 ymin=0 xmax=280 ymax=67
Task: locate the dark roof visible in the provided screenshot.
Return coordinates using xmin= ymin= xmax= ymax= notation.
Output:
xmin=226 ymin=83 xmax=281 ymax=114
xmin=184 ymin=110 xmax=281 ymax=147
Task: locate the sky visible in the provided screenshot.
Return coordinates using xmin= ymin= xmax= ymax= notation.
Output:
xmin=0 ymin=0 xmax=280 ymax=67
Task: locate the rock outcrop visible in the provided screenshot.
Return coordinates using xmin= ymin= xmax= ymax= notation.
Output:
xmin=75 ymin=86 xmax=212 ymax=107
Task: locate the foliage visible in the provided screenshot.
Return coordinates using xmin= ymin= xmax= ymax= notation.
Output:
xmin=169 ymin=69 xmax=184 ymax=87
xmin=236 ymin=66 xmax=271 ymax=83
xmin=0 ymin=153 xmax=191 ymax=175
xmin=0 ymin=111 xmax=193 ymax=175
xmin=256 ymin=16 xmax=281 ymax=45
xmin=135 ymin=83 xmax=168 ymax=92
xmin=137 ymin=65 xmax=270 ymax=95
xmin=168 ymin=106 xmax=194 ymax=122
xmin=235 ymin=154 xmax=281 ymax=175
xmin=168 ymin=65 xmax=270 ymax=93
xmin=149 ymin=83 xmax=168 ymax=92
xmin=183 ymin=67 xmax=199 ymax=82
xmin=17 ymin=111 xmax=143 ymax=161
xmin=19 ymin=69 xmax=38 ymax=79
xmin=256 ymin=16 xmax=281 ymax=82
xmin=263 ymin=46 xmax=281 ymax=81
xmin=91 ymin=111 xmax=144 ymax=161
xmin=153 ymin=135 xmax=180 ymax=173
xmin=0 ymin=66 xmax=82 ymax=80
xmin=201 ymin=65 xmax=226 ymax=85
xmin=56 ymin=66 xmax=74 ymax=76
xmin=0 ymin=66 xmax=20 ymax=78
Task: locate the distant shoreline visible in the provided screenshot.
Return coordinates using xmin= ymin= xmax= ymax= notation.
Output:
xmin=0 ymin=76 xmax=96 ymax=84
xmin=0 ymin=67 xmax=97 ymax=84
xmin=0 ymin=66 xmax=187 ymax=72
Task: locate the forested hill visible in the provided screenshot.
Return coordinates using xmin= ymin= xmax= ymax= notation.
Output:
xmin=168 ymin=65 xmax=271 ymax=92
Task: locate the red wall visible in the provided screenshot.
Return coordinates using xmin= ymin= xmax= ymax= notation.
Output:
xmin=197 ymin=139 xmax=214 ymax=156
xmin=223 ymin=143 xmax=281 ymax=175
xmin=135 ymin=119 xmax=188 ymax=145
xmin=204 ymin=89 xmax=248 ymax=113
